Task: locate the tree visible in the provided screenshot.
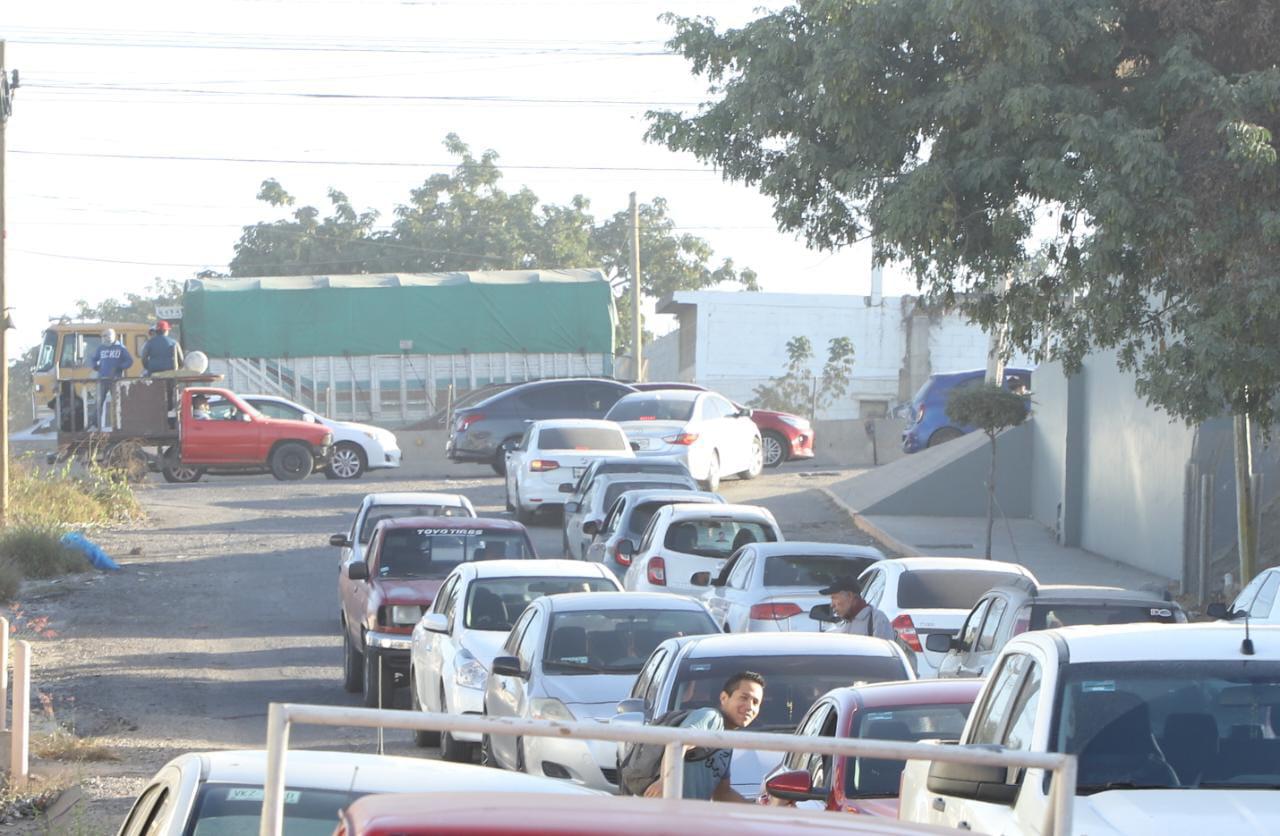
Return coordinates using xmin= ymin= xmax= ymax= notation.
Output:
xmin=229 ymin=135 xmax=757 ymax=351
xmin=946 ymin=385 xmax=1031 ymax=559
xmin=649 ymin=0 xmax=1280 ymax=582
xmin=750 ymin=335 xmax=856 ymax=421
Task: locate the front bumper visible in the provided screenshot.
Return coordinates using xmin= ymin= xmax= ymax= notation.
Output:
xmin=313 ymin=443 xmax=334 ymax=465
xmin=525 ymin=731 xmax=619 ymax=790
xmin=368 ymin=437 xmax=402 ymax=470
xmin=901 ymin=428 xmax=923 ymax=454
xmin=446 ymin=685 xmax=487 ymax=743
xmin=789 ymin=432 xmax=815 ymax=460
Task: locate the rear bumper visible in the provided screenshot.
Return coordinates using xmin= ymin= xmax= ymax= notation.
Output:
xmin=446 ymin=431 xmax=496 ymax=462
xmin=901 ymin=427 xmax=924 ymax=454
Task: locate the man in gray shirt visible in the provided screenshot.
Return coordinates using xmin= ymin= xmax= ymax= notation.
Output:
xmin=819 ymin=576 xmax=895 ymax=640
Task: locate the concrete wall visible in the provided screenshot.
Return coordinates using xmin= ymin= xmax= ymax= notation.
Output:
xmin=645 ymin=331 xmax=681 ymax=382
xmin=1030 ymin=360 xmax=1070 ymax=536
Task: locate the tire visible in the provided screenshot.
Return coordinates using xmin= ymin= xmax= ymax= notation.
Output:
xmin=104 ymin=441 xmax=150 ymax=482
xmin=362 ymin=645 xmax=396 ymax=708
xmin=491 ymin=438 xmax=520 ymax=476
xmin=481 ymin=732 xmax=498 ymax=768
xmin=761 ymin=431 xmax=788 ymax=469
xmin=515 ymin=491 xmax=537 ymax=525
xmin=161 ymin=447 xmax=204 ymax=484
xmin=701 ymin=452 xmax=721 ymax=492
xmin=409 ymin=673 xmax=440 ymax=747
xmin=326 ymin=442 xmax=366 ymax=480
xmin=439 ymin=688 xmax=473 ymax=762
xmin=341 ymin=627 xmax=363 ymax=694
xmin=271 ymin=441 xmax=315 ymax=481
xmin=742 ymin=437 xmax=764 ymax=480
xmin=927 ymin=427 xmax=965 ymax=448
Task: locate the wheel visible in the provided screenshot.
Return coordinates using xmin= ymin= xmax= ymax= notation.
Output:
xmin=761 ymin=430 xmax=788 ymax=468
xmin=271 ymin=441 xmax=315 ymax=481
xmin=927 ymin=427 xmax=964 ymax=448
xmin=103 ymin=441 xmax=150 ymax=482
xmin=341 ymin=627 xmax=363 ymax=693
xmin=439 ymin=688 xmax=473 ymax=762
xmin=409 ymin=672 xmax=440 ymax=747
xmin=515 ymin=490 xmax=537 ymax=525
xmin=326 ymin=442 xmax=366 ymax=480
xmin=481 ymin=732 xmax=498 ymax=768
xmin=701 ymin=452 xmax=721 ymax=492
xmin=161 ymin=447 xmax=204 ymax=484
xmin=742 ymin=437 xmax=764 ymax=480
xmin=491 ymin=437 xmax=520 ymax=476
xmin=362 ymin=645 xmax=396 ymax=708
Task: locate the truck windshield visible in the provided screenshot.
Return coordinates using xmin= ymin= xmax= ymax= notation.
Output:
xmin=375 ymin=528 xmax=532 ymax=579
xmin=359 ymin=505 xmax=473 ymax=543
xmin=1053 ymin=661 xmax=1280 ymax=792
xmin=35 ymin=331 xmax=57 ymax=373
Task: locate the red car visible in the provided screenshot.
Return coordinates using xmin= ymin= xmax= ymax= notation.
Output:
xmin=338 ymin=516 xmax=537 ymax=708
xmin=758 ymin=679 xmax=983 ymax=816
xmin=631 ymin=383 xmax=815 ymax=468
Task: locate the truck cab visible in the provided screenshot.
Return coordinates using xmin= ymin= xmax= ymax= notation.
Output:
xmin=33 ymin=321 xmax=155 ymax=420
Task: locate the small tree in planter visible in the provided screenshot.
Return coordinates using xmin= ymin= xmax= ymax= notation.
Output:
xmin=945 ymin=384 xmax=1030 ymax=559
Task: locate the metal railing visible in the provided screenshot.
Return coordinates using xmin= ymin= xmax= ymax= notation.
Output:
xmin=259 ymin=702 xmax=1076 ymax=836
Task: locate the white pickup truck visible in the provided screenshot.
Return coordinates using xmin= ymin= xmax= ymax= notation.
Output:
xmin=899 ymin=622 xmax=1280 ymax=835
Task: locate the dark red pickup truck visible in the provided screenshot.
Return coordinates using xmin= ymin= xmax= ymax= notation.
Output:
xmin=338 ymin=516 xmax=537 ymax=707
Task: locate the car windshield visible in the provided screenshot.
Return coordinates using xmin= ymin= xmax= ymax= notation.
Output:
xmin=35 ymin=331 xmax=57 ymax=373
xmin=359 ymin=505 xmax=472 ymax=542
xmin=896 ymin=570 xmax=1022 ymax=609
xmin=663 ymin=518 xmax=777 ymax=558
xmin=1055 ymin=661 xmax=1280 ymax=792
xmin=1024 ymin=603 xmax=1182 ymax=631
xmin=375 ymin=528 xmax=532 ymax=579
xmin=538 ymin=427 xmax=629 ymax=451
xmin=602 ymin=482 xmax=690 ymax=512
xmin=464 ymin=576 xmax=618 ymax=631
xmin=844 ymin=703 xmax=974 ymax=797
xmin=606 ymin=396 xmax=697 ymax=422
xmin=543 ymin=609 xmax=715 ymax=674
xmin=763 ymin=554 xmax=879 ymax=588
xmin=668 ymin=655 xmax=909 ymax=732
xmin=185 ymin=783 xmax=357 ymax=836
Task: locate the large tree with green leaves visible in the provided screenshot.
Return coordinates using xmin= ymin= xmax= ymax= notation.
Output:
xmin=229 ymin=134 xmax=757 ymax=351
xmin=648 ymin=0 xmax=1280 ymax=580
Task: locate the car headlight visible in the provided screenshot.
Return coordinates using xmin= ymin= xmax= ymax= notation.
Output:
xmin=390 ymin=605 xmax=423 ymax=626
xmin=530 ymin=698 xmax=576 ymax=722
xmin=778 ymin=415 xmax=810 ymax=430
xmin=454 ymin=654 xmax=488 ymax=690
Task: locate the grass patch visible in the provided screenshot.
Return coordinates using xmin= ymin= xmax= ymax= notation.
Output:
xmin=31 ymin=729 xmax=119 ymax=763
xmin=9 ymin=456 xmax=142 ymax=529
xmin=0 ymin=528 xmax=91 ymax=579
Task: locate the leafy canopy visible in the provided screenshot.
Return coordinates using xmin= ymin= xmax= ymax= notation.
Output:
xmin=649 ymin=1 xmax=1280 ymax=425
xmin=750 ymin=335 xmax=856 ymax=420
xmin=946 ymin=384 xmax=1031 ymax=438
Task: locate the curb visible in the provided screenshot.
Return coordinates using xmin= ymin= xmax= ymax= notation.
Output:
xmin=818 ymin=487 xmax=921 ymax=558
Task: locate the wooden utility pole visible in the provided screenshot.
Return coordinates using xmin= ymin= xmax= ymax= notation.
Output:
xmin=0 ymin=41 xmax=15 ymax=528
xmin=1233 ymin=413 xmax=1257 ymax=588
xmin=629 ymin=192 xmax=643 ymax=382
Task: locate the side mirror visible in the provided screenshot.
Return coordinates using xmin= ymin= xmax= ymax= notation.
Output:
xmin=926 ymin=757 xmax=1020 ymax=805
xmin=925 ymin=632 xmax=956 ymax=653
xmin=421 ymin=613 xmax=449 ymax=634
xmin=616 ymin=540 xmax=635 ymax=559
xmin=764 ymin=770 xmax=825 ymax=802
xmin=329 ymin=533 xmax=351 ymax=548
xmin=690 ymin=571 xmax=711 ymax=587
xmin=558 ymin=483 xmax=575 ymax=494
xmin=1206 ymin=602 xmax=1232 ymax=620
xmin=491 ymin=656 xmax=527 ymax=679
xmin=564 ymin=501 xmax=581 ymax=514
xmin=347 ymin=562 xmax=370 ymax=581
xmin=305 ymin=414 xmax=318 ymax=423
xmin=582 ymin=520 xmax=600 ymax=536
xmin=809 ymin=603 xmax=837 ymax=624
xmin=616 ymin=698 xmax=644 ymax=715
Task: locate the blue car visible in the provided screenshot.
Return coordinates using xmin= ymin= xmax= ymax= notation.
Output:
xmin=901 ymin=368 xmax=1032 ymax=453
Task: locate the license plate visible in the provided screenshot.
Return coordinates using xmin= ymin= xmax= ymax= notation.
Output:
xmin=573 ymin=467 xmax=585 ymax=477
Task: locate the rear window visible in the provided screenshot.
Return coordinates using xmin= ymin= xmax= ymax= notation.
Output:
xmin=606 ymin=396 xmax=696 ymax=422
xmin=663 ymin=518 xmax=777 ymax=558
xmin=544 ymin=608 xmax=716 ymax=674
xmin=359 ymin=504 xmax=473 ymax=543
xmin=763 ymin=554 xmax=879 ymax=588
xmin=1028 ymin=602 xmax=1181 ymax=630
xmin=538 ymin=427 xmax=628 ymax=451
xmin=375 ymin=528 xmax=533 ymax=579
xmin=602 ymin=481 xmax=690 ymax=512
xmin=465 ymin=576 xmax=619 ymax=631
xmin=844 ymin=704 xmax=974 ymax=798
xmin=895 ymin=570 xmax=1022 ymax=610
xmin=187 ymin=783 xmax=356 ymax=835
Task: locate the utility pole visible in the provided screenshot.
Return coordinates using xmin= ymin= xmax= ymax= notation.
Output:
xmin=629 ymin=192 xmax=643 ymax=382
xmin=0 ymin=41 xmax=16 ymax=528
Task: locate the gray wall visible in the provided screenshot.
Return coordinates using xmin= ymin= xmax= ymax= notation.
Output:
xmin=1030 ymin=360 xmax=1069 ymax=534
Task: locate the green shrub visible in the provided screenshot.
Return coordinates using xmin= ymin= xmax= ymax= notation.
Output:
xmin=0 ymin=563 xmax=20 ymax=601
xmin=0 ymin=528 xmax=90 ymax=579
xmin=8 ymin=457 xmax=141 ymax=529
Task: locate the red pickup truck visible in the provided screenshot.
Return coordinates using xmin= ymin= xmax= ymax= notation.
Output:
xmin=338 ymin=516 xmax=537 ymax=708
xmin=161 ymin=387 xmax=334 ymax=482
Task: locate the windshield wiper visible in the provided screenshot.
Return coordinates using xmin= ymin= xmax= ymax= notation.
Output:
xmin=543 ymin=659 xmax=604 ymax=674
xmin=1196 ymin=782 xmax=1280 ymax=790
xmin=1077 ymin=782 xmax=1175 ymax=794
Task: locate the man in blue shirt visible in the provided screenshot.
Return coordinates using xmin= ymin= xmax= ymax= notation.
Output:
xmin=643 ymin=671 xmax=765 ymax=801
xmin=141 ymin=320 xmax=184 ymax=375
xmin=91 ymin=329 xmax=133 ymax=428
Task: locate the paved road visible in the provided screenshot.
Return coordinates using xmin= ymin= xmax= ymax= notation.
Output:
xmin=20 ymin=465 xmax=871 ymax=830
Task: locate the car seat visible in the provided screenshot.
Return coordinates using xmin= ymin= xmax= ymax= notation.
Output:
xmin=469 ymin=587 xmax=509 ymax=630
xmin=587 ymin=631 xmax=627 ymax=667
xmin=547 ymin=626 xmax=588 ymax=661
xmin=1072 ymin=691 xmax=1177 ymax=788
xmin=1160 ymin=712 xmax=1218 ymax=785
xmin=855 ymin=719 xmax=915 ymax=795
xmin=668 ymin=524 xmax=698 ymax=553
xmin=731 ymin=529 xmax=758 ymax=551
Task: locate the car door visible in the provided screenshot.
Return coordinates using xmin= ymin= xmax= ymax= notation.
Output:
xmin=720 ymin=550 xmax=757 ymax=632
xmin=488 ymin=607 xmax=538 ymax=767
xmin=345 ymin=527 xmax=382 ymax=644
xmin=507 ymin=424 xmax=534 ymax=503
xmin=704 ymin=550 xmax=745 ymax=627
xmin=967 ymin=596 xmax=1009 ymax=677
xmin=587 ymin=497 xmax=625 ymax=564
xmin=118 ymin=767 xmax=182 ymax=836
xmin=421 ymin=575 xmax=460 ymax=712
xmin=940 ymin=598 xmax=991 ymax=679
xmin=566 ymin=477 xmax=600 ymax=559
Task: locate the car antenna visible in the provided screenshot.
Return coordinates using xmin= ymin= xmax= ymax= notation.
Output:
xmin=1242 ymin=612 xmax=1255 ymax=657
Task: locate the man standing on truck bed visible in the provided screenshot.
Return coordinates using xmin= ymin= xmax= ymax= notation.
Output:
xmin=91 ymin=329 xmax=133 ymax=428
xmin=142 ymin=320 xmax=184 ymax=376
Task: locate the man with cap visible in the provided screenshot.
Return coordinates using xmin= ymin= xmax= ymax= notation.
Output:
xmin=90 ymin=329 xmax=134 ymax=428
xmin=819 ymin=576 xmax=895 ymax=640
xmin=141 ymin=320 xmax=184 ymax=376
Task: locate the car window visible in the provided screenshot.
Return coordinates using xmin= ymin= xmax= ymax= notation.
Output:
xmin=544 ymin=609 xmax=716 ymax=675
xmin=860 ymin=570 xmax=886 ymax=606
xmin=783 ymin=700 xmax=832 ymax=770
xmin=515 ymin=610 xmax=544 ymax=666
xmin=970 ymin=653 xmax=1032 ymax=744
xmin=896 ymin=570 xmax=1023 ymax=609
xmin=252 ymin=401 xmax=306 ymax=421
xmin=631 ymin=647 xmax=667 ymax=701
xmin=517 ymin=425 xmax=534 ymax=452
xmin=629 ymin=501 xmax=671 ymax=537
xmin=584 ymin=383 xmax=627 ymax=414
xmin=1249 ymin=573 xmax=1280 ymax=618
xmin=186 ymin=782 xmax=357 ymax=834
xmin=607 ymin=394 xmax=697 ymax=422
xmin=1001 ymin=661 xmax=1042 ymax=751
xmin=602 ymin=481 xmax=690 ymax=512
xmin=1030 ymin=602 xmax=1181 ymax=629
xmin=359 ymin=504 xmax=471 ymax=542
xmin=707 ymin=395 xmax=737 ymax=419
xmin=120 ymin=783 xmax=169 ymax=836
xmin=662 ymin=518 xmax=777 ymax=558
xmin=504 ymin=608 xmax=535 ymax=655
xmin=536 ymin=426 xmax=629 ymax=451
xmin=801 ymin=703 xmax=837 ymax=787
xmin=464 ymin=576 xmax=617 ymax=631
xmin=727 ymin=553 xmax=755 ymax=590
xmin=601 ymin=498 xmax=625 ymax=536
xmin=762 ymin=554 xmax=879 ymax=588
xmin=643 ymin=648 xmax=675 ymax=709
xmin=432 ymin=576 xmax=459 ymax=615
xmin=375 ymin=528 xmax=533 ymax=579
xmin=960 ymin=599 xmax=993 ymax=650
xmin=518 ymin=384 xmax=573 ymax=413
xmin=845 ymin=703 xmax=974 ymax=798
xmin=977 ymin=598 xmax=1009 ymax=652
xmin=638 ymin=513 xmax=662 ymax=552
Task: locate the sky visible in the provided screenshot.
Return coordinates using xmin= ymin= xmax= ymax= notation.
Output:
xmin=2 ymin=0 xmax=916 ymax=354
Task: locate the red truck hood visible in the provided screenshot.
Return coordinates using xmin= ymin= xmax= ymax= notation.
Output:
xmin=258 ymin=416 xmax=331 ymax=444
xmin=372 ymin=577 xmax=444 ymax=605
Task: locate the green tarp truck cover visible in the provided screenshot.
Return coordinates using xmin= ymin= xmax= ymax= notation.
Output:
xmin=182 ymin=269 xmax=617 ymax=358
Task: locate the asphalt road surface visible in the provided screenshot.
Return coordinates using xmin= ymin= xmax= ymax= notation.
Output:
xmin=17 ymin=464 xmax=874 ymax=831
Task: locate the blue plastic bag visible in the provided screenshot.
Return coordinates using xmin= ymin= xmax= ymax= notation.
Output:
xmin=60 ymin=532 xmax=121 ymax=571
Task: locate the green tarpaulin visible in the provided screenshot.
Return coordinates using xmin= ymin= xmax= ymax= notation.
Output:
xmin=182 ymin=269 xmax=616 ymax=358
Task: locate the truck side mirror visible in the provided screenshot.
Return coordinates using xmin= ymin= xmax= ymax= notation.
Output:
xmin=926 ymin=757 xmax=1020 ymax=805
xmin=347 ymin=562 xmax=370 ymax=581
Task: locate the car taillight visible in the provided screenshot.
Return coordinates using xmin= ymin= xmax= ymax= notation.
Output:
xmin=457 ymin=412 xmax=484 ymax=431
xmin=892 ymin=614 xmax=923 ymax=652
xmin=646 ymin=556 xmax=666 ymax=586
xmin=749 ymin=602 xmax=803 ymax=621
xmin=663 ymin=433 xmax=699 ymax=445
xmin=614 ymin=543 xmax=631 ymax=567
xmin=530 ymin=459 xmax=560 ymax=472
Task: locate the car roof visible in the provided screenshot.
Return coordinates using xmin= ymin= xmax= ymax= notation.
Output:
xmin=613 ymin=389 xmax=701 ymax=402
xmin=747 ymin=542 xmax=884 ymax=559
xmin=630 ymin=382 xmax=708 ymax=392
xmin=680 ymin=632 xmax=903 ymax=660
xmin=376 ymin=516 xmax=524 ymax=532
xmin=541 ymin=591 xmax=710 ymax=613
xmin=589 ymin=456 xmax=687 ymax=469
xmin=874 ymin=557 xmax=1035 ymax=578
xmin=467 ymin=377 xmax=633 ymax=409
xmin=1008 ymin=622 xmax=1280 ymax=663
xmin=828 ymin=678 xmax=985 ymax=711
xmin=618 ymin=490 xmax=722 ymax=508
xmin=531 ymin=418 xmax=626 ymax=430
xmin=363 ymin=493 xmax=470 ymax=507
xmin=662 ymin=503 xmax=776 ymax=520
xmin=456 ymin=559 xmax=612 ymax=581
xmin=591 ymin=472 xmax=695 ymax=486
xmin=1007 ymin=583 xmax=1175 ymax=606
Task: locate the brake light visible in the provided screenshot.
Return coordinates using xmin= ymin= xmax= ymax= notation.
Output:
xmin=614 ymin=543 xmax=632 ymax=567
xmin=457 ymin=412 xmax=484 ymax=431
xmin=646 ymin=556 xmax=667 ymax=586
xmin=892 ymin=614 xmax=923 ymax=652
xmin=663 ymin=433 xmax=699 ymax=445
xmin=749 ymin=602 xmax=803 ymax=621
xmin=530 ymin=459 xmax=560 ymax=472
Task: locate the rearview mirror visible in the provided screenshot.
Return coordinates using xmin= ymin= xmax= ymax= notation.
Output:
xmin=925 ymin=632 xmax=956 ymax=653
xmin=927 ymin=756 xmax=1020 ymax=805
xmin=616 ymin=698 xmax=644 ymax=715
xmin=558 ymin=483 xmax=575 ymax=494
xmin=582 ymin=520 xmax=600 ymax=536
xmin=491 ymin=656 xmax=527 ymax=679
xmin=329 ymin=533 xmax=351 ymax=548
xmin=421 ymin=613 xmax=449 ymax=634
xmin=347 ymin=561 xmax=370 ymax=581
xmin=690 ymin=571 xmax=711 ymax=587
xmin=809 ymin=603 xmax=837 ymax=624
xmin=764 ymin=770 xmax=825 ymax=802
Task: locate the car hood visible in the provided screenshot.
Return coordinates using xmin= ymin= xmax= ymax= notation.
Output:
xmin=539 ymin=673 xmax=636 ymax=719
xmin=459 ymin=630 xmax=509 ymax=667
xmin=1075 ymin=789 xmax=1280 ymax=835
xmin=373 ymin=578 xmax=444 ymax=605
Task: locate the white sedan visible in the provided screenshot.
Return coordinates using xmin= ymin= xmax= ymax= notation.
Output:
xmin=242 ymin=394 xmax=401 ymax=480
xmin=1221 ymin=565 xmax=1280 ymax=623
xmin=409 ymin=559 xmax=621 ymax=761
xmin=116 ymin=748 xmax=602 ymax=835
xmin=504 ymin=419 xmax=632 ymax=524
xmin=697 ymin=542 xmax=885 ymax=632
xmin=330 ymin=491 xmax=477 ymax=572
xmin=605 ymin=389 xmax=763 ymax=491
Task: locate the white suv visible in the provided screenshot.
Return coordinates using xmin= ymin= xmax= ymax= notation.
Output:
xmin=504 ymin=419 xmax=632 ymax=524
xmin=622 ymin=502 xmax=782 ymax=595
